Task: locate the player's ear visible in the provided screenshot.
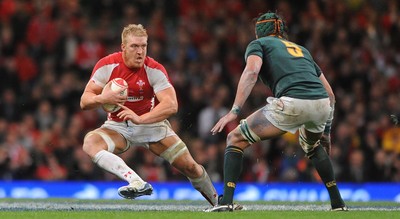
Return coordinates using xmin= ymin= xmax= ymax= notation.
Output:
xmin=121 ymin=43 xmax=125 ymax=51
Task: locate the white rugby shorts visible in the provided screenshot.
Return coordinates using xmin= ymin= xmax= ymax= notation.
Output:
xmin=262 ymin=96 xmax=331 ymax=134
xmin=102 ymin=119 xmax=177 ymax=149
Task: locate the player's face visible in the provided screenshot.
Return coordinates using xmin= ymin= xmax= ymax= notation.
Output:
xmin=122 ymin=35 xmax=148 ymax=69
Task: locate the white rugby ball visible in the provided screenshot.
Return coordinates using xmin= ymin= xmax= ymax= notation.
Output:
xmin=101 ymin=78 xmax=128 ymax=113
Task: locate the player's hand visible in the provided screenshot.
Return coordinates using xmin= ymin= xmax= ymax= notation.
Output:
xmin=117 ymin=104 xmax=142 ymax=124
xmin=320 ymin=133 xmax=331 ymax=155
xmin=390 ymin=114 xmax=398 ymax=126
xmin=101 ymin=83 xmax=127 ymax=105
xmin=211 ymin=112 xmax=237 ymax=135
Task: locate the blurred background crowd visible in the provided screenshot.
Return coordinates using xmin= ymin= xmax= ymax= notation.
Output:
xmin=0 ymin=0 xmax=399 ymax=184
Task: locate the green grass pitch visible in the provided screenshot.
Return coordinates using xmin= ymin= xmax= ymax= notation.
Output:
xmin=0 ymin=199 xmax=398 ymax=219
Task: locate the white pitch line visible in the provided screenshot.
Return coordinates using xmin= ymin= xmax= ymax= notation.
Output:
xmin=0 ymin=202 xmax=399 ymax=211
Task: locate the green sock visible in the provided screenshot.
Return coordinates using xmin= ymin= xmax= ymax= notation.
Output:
xmin=308 ymin=145 xmax=345 ymax=207
xmin=220 ymin=145 xmax=244 ymax=205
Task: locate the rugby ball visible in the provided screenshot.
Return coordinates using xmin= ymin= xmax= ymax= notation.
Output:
xmin=101 ymin=78 xmax=128 ymax=113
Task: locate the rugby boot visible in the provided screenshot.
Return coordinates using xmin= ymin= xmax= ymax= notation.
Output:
xmin=118 ymin=181 xmax=153 ymax=199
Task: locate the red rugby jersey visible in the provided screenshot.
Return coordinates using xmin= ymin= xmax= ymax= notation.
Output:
xmin=90 ymin=52 xmax=172 ymax=121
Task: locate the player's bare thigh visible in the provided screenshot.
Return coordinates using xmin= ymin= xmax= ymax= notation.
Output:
xmin=83 ymin=127 xmax=128 ymax=157
xmin=228 ymin=108 xmax=286 ymax=150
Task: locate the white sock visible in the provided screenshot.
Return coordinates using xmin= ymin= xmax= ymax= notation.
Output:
xmin=93 ymin=150 xmax=144 ymax=184
xmin=188 ymin=166 xmax=218 ymax=206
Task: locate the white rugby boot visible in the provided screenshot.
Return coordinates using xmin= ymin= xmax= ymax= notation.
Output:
xmin=203 ymin=195 xmax=246 ymax=212
xmin=330 ymin=206 xmax=349 ymax=211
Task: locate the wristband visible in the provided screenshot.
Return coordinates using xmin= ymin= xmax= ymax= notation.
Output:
xmin=231 ymin=105 xmax=241 ymax=115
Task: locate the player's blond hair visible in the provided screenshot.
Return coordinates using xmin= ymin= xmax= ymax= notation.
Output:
xmin=121 ymin=24 xmax=148 ymax=43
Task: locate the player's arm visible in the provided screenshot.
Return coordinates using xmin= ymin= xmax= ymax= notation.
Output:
xmin=211 ymin=55 xmax=262 ymax=134
xmin=319 ymin=73 xmax=335 ymax=107
xmin=118 ymin=87 xmax=178 ymax=124
xmin=319 ymin=73 xmax=335 ymax=155
xmin=140 ymin=87 xmax=178 ymax=124
xmin=80 ymin=80 xmax=126 ymax=110
xmin=231 ymin=55 xmax=262 ymax=113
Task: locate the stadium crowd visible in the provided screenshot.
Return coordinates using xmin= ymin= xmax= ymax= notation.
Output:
xmin=0 ymin=0 xmax=399 ymax=183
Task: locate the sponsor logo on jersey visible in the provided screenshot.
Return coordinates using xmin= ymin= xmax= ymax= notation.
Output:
xmin=127 ymin=96 xmax=144 ymax=102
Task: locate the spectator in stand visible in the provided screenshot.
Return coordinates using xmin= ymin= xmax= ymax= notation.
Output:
xmin=342 ymin=149 xmax=368 ymax=182
xmin=197 ymin=85 xmax=230 ymax=142
xmin=75 ymin=27 xmax=106 ymax=73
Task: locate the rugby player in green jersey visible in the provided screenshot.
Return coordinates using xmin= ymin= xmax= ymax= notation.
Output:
xmin=205 ymin=12 xmax=348 ymax=212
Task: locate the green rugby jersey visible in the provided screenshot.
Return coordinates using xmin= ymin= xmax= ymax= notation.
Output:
xmin=245 ymin=36 xmax=328 ymax=99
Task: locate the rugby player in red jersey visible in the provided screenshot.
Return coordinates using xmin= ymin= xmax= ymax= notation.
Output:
xmin=80 ymin=24 xmax=218 ymax=206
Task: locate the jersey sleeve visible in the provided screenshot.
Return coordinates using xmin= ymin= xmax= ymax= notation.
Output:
xmin=145 ymin=63 xmax=172 ymax=94
xmin=244 ymin=40 xmax=263 ymax=61
xmin=90 ymin=54 xmax=119 ymax=88
xmin=313 ymin=61 xmax=322 ymax=77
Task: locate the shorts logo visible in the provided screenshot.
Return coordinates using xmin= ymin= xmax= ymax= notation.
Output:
xmin=227 ymin=182 xmax=236 ymax=188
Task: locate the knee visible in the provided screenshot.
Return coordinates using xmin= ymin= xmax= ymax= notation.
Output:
xmin=82 ymin=132 xmax=102 ymax=157
xmin=82 ymin=136 xmax=94 ymax=155
xmin=227 ymin=130 xmax=240 ymax=146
